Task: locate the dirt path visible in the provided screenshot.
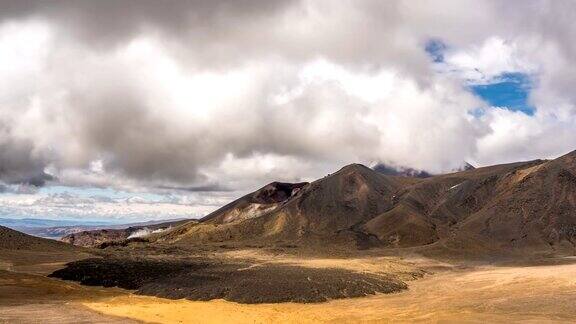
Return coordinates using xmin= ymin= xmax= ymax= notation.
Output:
xmin=83 ymin=260 xmax=576 ymax=323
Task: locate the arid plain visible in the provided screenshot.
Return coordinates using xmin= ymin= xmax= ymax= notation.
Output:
xmin=2 ymin=244 xmax=576 ymax=323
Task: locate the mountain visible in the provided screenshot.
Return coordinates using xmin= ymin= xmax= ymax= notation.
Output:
xmin=362 ymin=160 xmax=544 ymax=249
xmin=200 ymin=182 xmax=309 ymax=224
xmin=157 ymin=150 xmax=576 ymax=255
xmin=158 ymin=164 xmax=419 ymax=248
xmin=443 ymin=152 xmax=576 ymax=254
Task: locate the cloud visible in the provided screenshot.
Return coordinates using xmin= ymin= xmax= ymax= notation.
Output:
xmin=440 ymin=37 xmax=536 ymax=85
xmin=0 ymin=0 xmax=576 ymax=208
xmin=0 ymin=128 xmax=52 ymax=186
xmin=0 ymin=183 xmax=39 ymax=195
xmin=0 ymin=0 xmax=296 ymax=50
xmin=0 ymin=189 xmax=229 ymax=221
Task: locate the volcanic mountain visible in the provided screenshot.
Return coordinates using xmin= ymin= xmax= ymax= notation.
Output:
xmin=159 ymin=150 xmax=576 ymax=255
xmin=159 ymin=164 xmax=420 ymax=248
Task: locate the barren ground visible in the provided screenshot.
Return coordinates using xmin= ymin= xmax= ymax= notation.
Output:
xmin=2 ymin=247 xmax=576 ymax=323
xmin=83 ymin=258 xmax=576 ymax=323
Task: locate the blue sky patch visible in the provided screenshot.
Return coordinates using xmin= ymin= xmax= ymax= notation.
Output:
xmin=425 ymin=39 xmax=447 ymax=63
xmin=470 ymin=72 xmax=535 ymax=115
xmin=424 ymin=39 xmax=535 ymax=116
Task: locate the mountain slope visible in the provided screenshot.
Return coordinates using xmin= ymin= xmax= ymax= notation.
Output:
xmin=159 ymin=164 xmax=418 ymax=247
xmin=0 ymin=226 xmax=76 ymax=251
xmin=448 ymin=151 xmax=576 ymax=253
xmin=159 ymin=150 xmax=576 ymax=255
xmin=364 ymin=159 xmax=545 ymax=249
xmin=200 ymin=182 xmax=309 ymax=224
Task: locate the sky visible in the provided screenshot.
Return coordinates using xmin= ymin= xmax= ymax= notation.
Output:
xmin=1 ymin=0 xmax=576 ymax=222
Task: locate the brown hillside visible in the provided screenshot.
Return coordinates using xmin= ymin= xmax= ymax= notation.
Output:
xmin=0 ymin=226 xmax=76 ymax=251
xmin=449 ymin=151 xmax=576 ymax=254
xmin=159 ymin=164 xmax=417 ymax=248
xmin=159 ymin=151 xmax=576 ymax=255
xmin=363 ymin=160 xmax=546 ymax=248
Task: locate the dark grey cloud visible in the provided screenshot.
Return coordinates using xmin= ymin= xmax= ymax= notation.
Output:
xmin=0 ymin=124 xmax=51 ymax=186
xmin=0 ymin=0 xmax=438 ymax=75
xmin=0 ymin=0 xmax=294 ymax=45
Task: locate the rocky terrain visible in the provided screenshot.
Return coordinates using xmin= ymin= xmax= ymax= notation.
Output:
xmin=50 ymin=256 xmax=408 ymax=303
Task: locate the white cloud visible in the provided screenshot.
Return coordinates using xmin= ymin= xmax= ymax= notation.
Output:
xmin=0 ymin=189 xmax=230 ymax=222
xmin=441 ymin=37 xmax=536 ymax=84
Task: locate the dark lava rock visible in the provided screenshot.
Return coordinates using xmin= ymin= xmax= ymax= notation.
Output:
xmin=50 ymin=257 xmax=407 ymax=303
xmin=49 ymin=258 xmax=207 ymax=290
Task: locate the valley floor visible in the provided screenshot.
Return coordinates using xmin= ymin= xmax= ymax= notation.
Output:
xmin=82 ymin=259 xmax=576 ymax=323
xmin=1 ymin=248 xmax=576 ymax=323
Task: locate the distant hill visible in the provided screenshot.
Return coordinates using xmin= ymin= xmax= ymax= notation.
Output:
xmin=0 ymin=218 xmax=188 ymax=239
xmin=60 ymin=219 xmax=192 ymax=247
xmin=0 ymin=225 xmax=76 ymax=251
xmin=0 ymin=218 xmax=115 ymax=229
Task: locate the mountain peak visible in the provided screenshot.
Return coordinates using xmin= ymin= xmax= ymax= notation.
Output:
xmin=339 ymin=163 xmax=372 ymax=172
xmin=333 ymin=163 xmax=383 ymax=179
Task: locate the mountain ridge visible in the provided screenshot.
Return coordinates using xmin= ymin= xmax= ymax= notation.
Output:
xmin=156 ymin=151 xmax=576 ymax=255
